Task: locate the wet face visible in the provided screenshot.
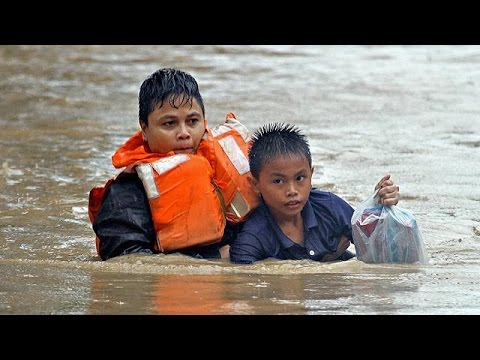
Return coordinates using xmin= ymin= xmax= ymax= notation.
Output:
xmin=252 ymin=154 xmax=313 ymax=222
xmin=141 ymin=98 xmax=206 ymax=154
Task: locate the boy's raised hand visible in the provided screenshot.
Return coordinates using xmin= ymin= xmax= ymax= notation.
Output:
xmin=375 ymin=174 xmax=400 ymax=206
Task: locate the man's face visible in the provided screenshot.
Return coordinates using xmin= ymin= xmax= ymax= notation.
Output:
xmin=141 ymin=97 xmax=206 ymax=154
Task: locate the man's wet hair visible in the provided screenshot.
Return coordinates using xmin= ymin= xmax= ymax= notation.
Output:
xmin=139 ymin=68 xmax=205 ymax=125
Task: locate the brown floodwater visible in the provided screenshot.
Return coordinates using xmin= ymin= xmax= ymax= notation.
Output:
xmin=1 ymin=45 xmax=479 ymax=314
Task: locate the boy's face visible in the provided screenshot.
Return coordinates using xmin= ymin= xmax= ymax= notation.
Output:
xmin=141 ymin=98 xmax=206 ymax=154
xmin=251 ymin=154 xmax=313 ymax=222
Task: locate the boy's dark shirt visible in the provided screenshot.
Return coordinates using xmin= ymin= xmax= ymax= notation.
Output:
xmin=229 ymin=188 xmax=356 ymax=264
xmin=92 ymin=172 xmax=237 ymax=260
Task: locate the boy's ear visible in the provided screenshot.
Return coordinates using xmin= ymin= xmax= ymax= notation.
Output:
xmin=311 ymin=166 xmax=314 ymax=174
xmin=248 ymin=175 xmax=261 ymax=196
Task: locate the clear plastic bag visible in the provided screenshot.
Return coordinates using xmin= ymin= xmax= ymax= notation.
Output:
xmin=351 ymin=191 xmax=428 ymax=264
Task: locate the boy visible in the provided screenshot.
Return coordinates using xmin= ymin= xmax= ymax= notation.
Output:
xmin=229 ymin=123 xmax=400 ymax=264
xmin=88 ymin=68 xmax=256 ymax=260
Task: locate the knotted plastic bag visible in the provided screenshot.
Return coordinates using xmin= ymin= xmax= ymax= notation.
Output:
xmin=351 ymin=191 xmax=428 ymax=264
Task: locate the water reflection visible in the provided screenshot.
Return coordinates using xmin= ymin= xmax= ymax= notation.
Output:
xmin=151 ymin=275 xmax=250 ymax=315
xmin=87 ymin=260 xmax=424 ymax=315
xmin=88 ymin=272 xmax=255 ymax=315
xmin=88 ymin=272 xmax=310 ymax=315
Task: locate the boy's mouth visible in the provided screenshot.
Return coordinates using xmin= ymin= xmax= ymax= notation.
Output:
xmin=285 ymin=200 xmax=301 ymax=208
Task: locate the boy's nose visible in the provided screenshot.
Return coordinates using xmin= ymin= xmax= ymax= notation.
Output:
xmin=286 ymin=183 xmax=298 ymax=196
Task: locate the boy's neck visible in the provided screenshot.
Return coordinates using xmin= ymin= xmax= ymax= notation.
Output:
xmin=276 ymin=214 xmax=305 ymax=246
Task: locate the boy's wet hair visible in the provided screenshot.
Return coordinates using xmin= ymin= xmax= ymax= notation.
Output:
xmin=249 ymin=122 xmax=312 ymax=179
xmin=139 ymin=68 xmax=205 ymax=125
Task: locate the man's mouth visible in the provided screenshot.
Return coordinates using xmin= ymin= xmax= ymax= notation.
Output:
xmin=174 ymin=147 xmax=194 ymax=154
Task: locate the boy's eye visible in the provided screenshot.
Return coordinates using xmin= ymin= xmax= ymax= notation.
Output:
xmin=273 ymin=179 xmax=283 ymax=184
xmin=188 ymin=118 xmax=200 ymax=126
xmin=297 ymin=175 xmax=306 ymax=182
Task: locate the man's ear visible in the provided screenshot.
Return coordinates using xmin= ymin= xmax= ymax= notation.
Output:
xmin=140 ymin=121 xmax=147 ymax=141
xmin=311 ymin=166 xmax=315 ymax=175
xmin=248 ymin=175 xmax=261 ymax=196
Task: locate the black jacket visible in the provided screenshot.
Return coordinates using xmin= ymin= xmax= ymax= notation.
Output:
xmin=92 ymin=172 xmax=240 ymax=260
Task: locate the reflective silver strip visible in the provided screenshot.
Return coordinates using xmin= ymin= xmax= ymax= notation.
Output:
xmin=224 ymin=117 xmax=251 ymax=142
xmin=151 ymin=154 xmax=189 ymax=175
xmin=136 ymin=154 xmax=190 ymax=200
xmin=218 ymin=135 xmax=250 ymax=175
xmin=136 ymin=164 xmax=159 ymax=199
xmin=211 ymin=124 xmax=231 ymax=138
xmin=211 ymin=118 xmax=251 ymax=142
xmin=228 ymin=191 xmax=250 ymax=218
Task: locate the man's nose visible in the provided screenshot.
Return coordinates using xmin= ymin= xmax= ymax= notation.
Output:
xmin=177 ymin=123 xmax=190 ymax=139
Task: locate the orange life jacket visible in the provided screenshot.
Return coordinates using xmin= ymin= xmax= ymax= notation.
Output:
xmin=135 ymin=152 xmax=227 ymax=252
xmin=88 ymin=114 xmax=258 ymax=255
xmin=197 ymin=113 xmax=259 ymax=223
xmin=89 ymin=131 xmax=226 ymax=255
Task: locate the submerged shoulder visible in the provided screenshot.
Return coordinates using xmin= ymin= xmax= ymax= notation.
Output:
xmin=106 ymin=172 xmax=147 ymax=203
